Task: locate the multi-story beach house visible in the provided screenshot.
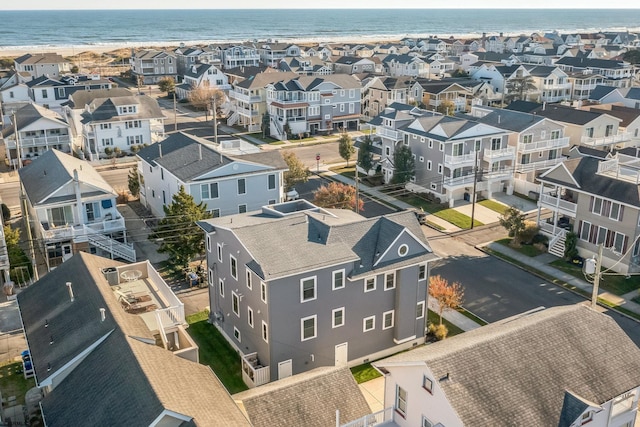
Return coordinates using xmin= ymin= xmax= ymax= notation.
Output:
xmin=64 ymin=88 xmax=164 ymax=160
xmin=18 ymin=150 xmax=135 ymax=269
xmin=129 ymin=49 xmax=177 ymax=85
xmin=1 ymin=103 xmax=72 ymax=169
xmin=555 ymin=57 xmax=636 ymax=88
xmin=331 ymin=56 xmax=380 ymax=75
xmin=13 ymin=53 xmax=69 ymax=80
xmin=220 ymin=44 xmax=261 ymax=70
xmin=197 ymin=202 xmax=439 ymax=387
xmin=136 ymin=132 xmax=288 ymax=218
xmin=277 ymin=56 xmax=333 ymax=76
xmin=175 ymin=63 xmax=230 ymax=100
xmin=568 ymin=70 xmax=606 ymax=100
xmin=470 ymin=105 xmax=569 ymax=196
xmin=26 ymin=74 xmax=114 ymax=113
xmin=173 ymin=45 xmax=215 ymax=77
xmin=257 ymin=43 xmax=302 ymax=68
xmin=372 ymin=103 xmax=514 ymax=207
xmin=383 ymin=55 xmax=429 ymax=78
xmin=410 ymin=79 xmax=474 ymax=113
xmin=536 ymin=151 xmax=640 ymax=274
xmin=265 ymin=74 xmax=362 ymax=140
xmin=362 ymin=76 xmax=412 ymax=120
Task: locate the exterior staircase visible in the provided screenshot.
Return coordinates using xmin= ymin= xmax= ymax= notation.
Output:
xmin=227 ymin=111 xmax=239 ymax=126
xmin=87 ymin=233 xmax=136 ymax=262
xmin=548 ymin=231 xmax=566 ymax=258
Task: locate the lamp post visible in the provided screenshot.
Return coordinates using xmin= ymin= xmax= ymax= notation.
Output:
xmin=585 ymin=244 xmax=604 ymax=309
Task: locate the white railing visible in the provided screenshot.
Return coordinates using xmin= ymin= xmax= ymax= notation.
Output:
xmin=516 ymin=157 xmax=565 ymax=173
xmin=42 ymin=223 xmax=75 ymax=241
xmin=376 ymin=127 xmax=400 ymax=141
xmin=87 ymin=233 xmax=136 ymax=262
xmin=443 ymin=173 xmax=476 ymax=188
xmin=85 ymin=216 xmax=127 ymax=234
xmin=541 ymin=83 xmax=572 ymax=90
xmin=581 ymin=132 xmax=631 ymax=147
xmin=517 ymin=137 xmax=570 ymax=153
xmin=7 ymin=135 xmax=70 ymax=149
xmin=444 ymin=152 xmax=477 ymax=167
xmin=241 ymin=352 xmax=270 ymax=387
xmin=483 ymin=146 xmax=515 ymax=161
xmin=156 ymin=306 xmax=185 ymax=329
xmin=538 ymin=194 xmax=578 ymax=215
xmin=340 ymin=407 xmax=394 ymax=427
xmin=227 ymin=111 xmax=239 ymax=126
xmin=484 ymin=168 xmax=512 ymax=181
xmin=229 ymin=90 xmax=261 ymax=104
xmin=146 ymin=264 xmax=183 ymax=315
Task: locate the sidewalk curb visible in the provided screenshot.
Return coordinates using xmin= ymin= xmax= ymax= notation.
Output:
xmin=476 ymin=243 xmax=640 ymax=324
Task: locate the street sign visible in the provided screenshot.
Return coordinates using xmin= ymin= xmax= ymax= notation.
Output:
xmin=316 ymin=154 xmax=321 ymax=161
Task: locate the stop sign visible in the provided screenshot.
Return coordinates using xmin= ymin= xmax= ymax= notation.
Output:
xmin=316 ymin=153 xmax=321 ymax=161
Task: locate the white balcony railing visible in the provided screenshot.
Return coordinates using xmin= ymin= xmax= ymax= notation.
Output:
xmin=483 ymin=146 xmax=515 ymax=161
xmin=541 ymin=83 xmax=572 ymax=90
xmin=340 ymin=407 xmax=394 ymax=427
xmin=538 ymin=193 xmax=578 ymax=216
xmin=41 ymin=216 xmax=126 ymax=241
xmin=229 ymin=90 xmax=261 ymax=104
xmin=442 ymin=173 xmax=477 ymax=189
xmin=376 ymin=127 xmax=401 ymax=141
xmin=7 ymin=135 xmax=71 ymax=149
xmin=516 ymin=157 xmax=565 ymax=173
xmin=581 ymin=132 xmax=631 ymax=147
xmin=517 ymin=137 xmax=570 ymax=153
xmin=444 ymin=152 xmax=477 ymax=167
xmin=241 ymin=352 xmax=270 ymax=388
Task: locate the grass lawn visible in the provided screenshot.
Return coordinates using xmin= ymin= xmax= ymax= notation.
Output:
xmin=186 ymin=311 xmax=248 ymax=394
xmin=396 ymin=194 xmax=445 ymax=214
xmin=351 ymin=363 xmax=382 ymax=384
xmin=496 ymin=238 xmax=544 ymax=257
xmin=432 ymin=209 xmax=483 ymax=229
xmin=329 ymin=165 xmax=356 ymax=180
xmin=457 ymin=308 xmax=488 ymax=326
xmin=550 ymin=260 xmax=640 ymax=296
xmin=478 ymin=199 xmax=509 ymax=215
xmin=268 ymin=141 xmax=286 ymax=145
xmin=427 ymin=310 xmax=464 ymax=336
xmin=0 ymin=361 xmax=35 ymax=406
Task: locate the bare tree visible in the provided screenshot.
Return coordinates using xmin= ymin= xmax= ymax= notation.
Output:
xmin=429 ymin=275 xmax=464 ymax=326
xmin=187 ymin=84 xmax=225 ymax=121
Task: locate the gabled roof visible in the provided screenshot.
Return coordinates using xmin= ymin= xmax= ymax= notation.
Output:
xmin=79 ymin=94 xmax=163 ymax=123
xmin=376 ymin=304 xmax=640 ymax=426
xmin=14 ymin=53 xmax=66 ymax=65
xmin=1 ymin=103 xmax=68 ymax=138
xmin=18 ymin=149 xmax=115 ymax=206
xmin=588 ymin=84 xmax=618 ymax=101
xmin=25 ymin=75 xmax=63 ymax=88
xmin=67 ymin=88 xmax=135 ymax=109
xmin=137 ymin=132 xmax=286 ymax=182
xmin=19 ymin=252 xmax=250 ymax=427
xmin=473 ymin=106 xmax=546 ymax=132
xmin=588 ymin=104 xmax=640 ymax=127
xmin=556 ymin=56 xmax=628 ymax=69
xmin=234 ymin=71 xmax=298 ymax=90
xmin=233 ymin=367 xmax=370 ymax=427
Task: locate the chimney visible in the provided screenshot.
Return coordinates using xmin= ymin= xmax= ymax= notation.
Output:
xmin=100 ymin=308 xmax=106 ymax=322
xmin=66 ymin=282 xmax=74 ymax=302
xmin=158 ymin=143 xmax=162 ymax=158
xmin=199 ymin=144 xmax=202 ymax=161
xmin=542 ymin=102 xmax=546 ymax=111
xmin=498 ymin=115 xmax=501 ymax=124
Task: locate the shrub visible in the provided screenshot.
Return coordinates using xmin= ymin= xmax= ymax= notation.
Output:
xmin=434 ymin=324 xmax=448 ymax=341
xmin=104 ymin=147 xmax=113 ymax=157
xmin=532 ymin=233 xmax=548 ymax=245
xmin=519 ymin=220 xmax=539 ymax=244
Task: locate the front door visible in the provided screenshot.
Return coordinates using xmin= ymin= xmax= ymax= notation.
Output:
xmin=278 ymin=359 xmax=292 ymax=380
xmin=61 ymin=244 xmax=73 ymax=262
xmin=335 ymin=342 xmax=348 ymax=366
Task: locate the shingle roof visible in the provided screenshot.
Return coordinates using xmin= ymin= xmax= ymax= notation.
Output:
xmin=376 ymin=304 xmax=640 ymax=427
xmin=14 ymin=53 xmax=65 ymax=65
xmin=1 ymin=103 xmax=68 ymax=138
xmin=233 ymin=367 xmax=370 ymax=427
xmin=473 ymin=106 xmax=546 ymax=132
xmin=588 ymin=84 xmax=618 ymax=101
xmin=20 ymin=252 xmax=250 ymax=427
xmin=137 ymin=132 xmax=286 ymax=182
xmin=539 ymin=156 xmax=640 ymax=206
xmin=67 ymin=87 xmax=135 ymax=108
xmin=18 ymin=149 xmax=115 ymax=206
xmin=80 ymin=94 xmax=163 ymax=123
xmin=199 ymin=209 xmax=437 ymax=280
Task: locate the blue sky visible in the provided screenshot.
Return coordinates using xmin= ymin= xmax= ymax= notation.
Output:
xmin=2 ymin=1 xmax=638 ymax=10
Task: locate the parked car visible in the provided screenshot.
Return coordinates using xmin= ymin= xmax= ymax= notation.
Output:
xmin=286 ymin=189 xmax=299 ymax=201
xmin=22 ymin=349 xmax=34 ymax=379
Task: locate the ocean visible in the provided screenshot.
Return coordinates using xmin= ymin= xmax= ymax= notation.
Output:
xmin=1 ymin=9 xmax=640 ymax=50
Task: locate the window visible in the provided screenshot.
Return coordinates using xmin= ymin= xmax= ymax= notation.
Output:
xmin=364 ymin=277 xmax=376 ymax=292
xmin=42 ymin=89 xmax=48 ymax=99
xmin=427 ymin=160 xmax=432 ymax=171
xmin=101 ymin=138 xmax=113 ymax=146
xmin=219 ymin=279 xmax=225 ymax=297
xmin=439 ymin=142 xmax=443 ymax=152
xmin=423 ymin=376 xmax=434 ymax=393
xmin=301 ymin=315 xmax=317 ymax=341
xmin=332 ymin=307 xmax=345 ymax=328
xmin=579 ymin=411 xmax=593 ymax=425
xmin=395 ymin=386 xmax=408 ymax=417
xmin=437 ymin=164 xmax=443 ymax=174
xmin=418 ymin=264 xmax=426 ymax=280
xmin=268 ymin=174 xmax=276 ymax=190
xmin=201 ymin=183 xmax=219 ymax=199
xmin=245 ymin=269 xmax=253 ymax=290
xmin=453 ymin=143 xmax=463 ymax=156
xmin=416 ymin=301 xmax=425 ymax=319
xmin=332 ymin=269 xmax=345 ymax=290
xmin=383 ymin=310 xmax=394 ymax=329
xmin=211 ymin=208 xmax=220 ymax=218
xmin=301 ymin=276 xmax=317 ymax=302
xmin=261 ymin=282 xmax=267 ymax=303
xmin=237 ymin=178 xmax=246 ymax=195
xmin=100 ymin=123 xmax=112 ymax=130
xmin=398 ymin=244 xmax=409 ymax=257
xmin=428 ymin=139 xmax=433 ymax=148
xmin=247 ymin=306 xmax=254 ymax=327
xmin=384 ymin=272 xmax=396 ymax=290
xmin=363 ymin=315 xmax=375 ymax=332
xmin=208 ymin=268 xmax=213 ymax=285
xmin=206 ymin=235 xmax=211 ymax=252
xmin=217 ymin=243 xmax=222 ymax=262
xmin=47 ymin=206 xmax=73 ymax=227
xmin=230 ymin=255 xmax=237 ymax=279
xmin=422 ymin=416 xmax=434 ymax=427
xmin=613 ymin=231 xmax=626 ymax=254
xmin=238 ymin=204 xmax=247 ymax=214
xmin=419 ymin=156 xmax=424 ymax=162
xmin=612 ymin=393 xmax=635 ymax=417
xmin=262 ymin=321 xmax=268 ymax=342
xmin=521 ymin=153 xmax=530 ymax=164
xmin=232 ymin=292 xmax=240 ymax=316
xmin=233 ymin=327 xmax=241 ymax=342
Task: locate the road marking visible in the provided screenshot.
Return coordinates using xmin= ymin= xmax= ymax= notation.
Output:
xmin=492 ymin=293 xmax=501 ymax=298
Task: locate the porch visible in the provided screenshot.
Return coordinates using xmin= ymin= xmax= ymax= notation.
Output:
xmin=241 ymin=352 xmax=270 ymax=388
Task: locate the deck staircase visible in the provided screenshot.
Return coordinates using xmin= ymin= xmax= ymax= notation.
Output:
xmin=88 ymin=233 xmax=136 ymax=262
xmin=227 ymin=111 xmax=239 ymax=126
xmin=548 ymin=231 xmax=567 ymax=258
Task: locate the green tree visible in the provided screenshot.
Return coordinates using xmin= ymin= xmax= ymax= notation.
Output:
xmin=499 ymin=206 xmax=526 ymax=244
xmin=564 ymin=231 xmax=579 ymax=261
xmin=505 ymin=75 xmax=537 ymax=103
xmin=262 ymin=111 xmax=271 ymax=138
xmin=1 ymin=203 xmax=10 ymax=225
xmin=70 ymin=65 xmax=79 ymax=74
xmin=357 ymin=135 xmax=374 ymax=172
xmin=150 ymin=186 xmax=211 ymax=269
xmin=450 ymin=68 xmax=469 ymax=77
xmin=127 ymin=165 xmax=140 ymax=198
xmin=338 ymin=131 xmax=355 ymax=166
xmin=158 ymin=77 xmax=176 ymax=95
xmin=436 ymin=99 xmax=455 ymax=116
xmin=282 ymin=151 xmax=310 ymax=191
xmin=391 ymin=144 xmax=415 ymax=185
xmin=313 ymin=182 xmax=364 ymax=212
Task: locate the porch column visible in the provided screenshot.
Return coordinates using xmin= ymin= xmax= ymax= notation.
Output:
xmin=536 ymin=181 xmax=543 ymax=225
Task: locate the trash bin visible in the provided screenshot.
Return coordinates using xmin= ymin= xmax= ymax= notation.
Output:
xmin=464 ymin=192 xmax=470 ymax=202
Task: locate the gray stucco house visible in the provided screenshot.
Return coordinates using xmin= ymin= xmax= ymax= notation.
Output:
xmin=198 ymin=201 xmax=439 ymax=388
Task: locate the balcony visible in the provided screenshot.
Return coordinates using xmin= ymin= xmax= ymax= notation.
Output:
xmin=41 ymin=215 xmax=126 ymax=242
xmin=340 ymin=407 xmax=396 ymax=427
xmin=484 ymin=167 xmax=512 ymax=181
xmin=444 ymin=152 xmax=477 ymax=168
xmin=517 ymin=157 xmax=565 ymax=173
xmin=517 ymin=137 xmax=570 ymax=153
xmin=6 ymin=134 xmax=71 ymax=149
xmin=538 ymin=193 xmax=577 ymax=217
xmin=236 ymin=106 xmax=259 ymax=117
xmin=443 ymin=173 xmax=488 ymax=190
xmin=376 ymin=127 xmax=401 ymax=141
xmin=229 ymin=90 xmax=261 ymax=104
xmin=484 ymin=146 xmax=515 ymax=162
xmin=241 ymin=352 xmax=270 ymax=388
xmin=581 ymin=132 xmax=631 ymax=147
xmin=541 ymin=82 xmax=572 ymax=90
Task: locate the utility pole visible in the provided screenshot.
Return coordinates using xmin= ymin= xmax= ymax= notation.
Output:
xmin=470 ymin=148 xmax=479 ymax=229
xmin=591 ymin=243 xmax=604 ymax=309
xmin=355 ymin=165 xmax=360 ymax=214
xmin=173 ymin=92 xmax=177 ymax=132
xmin=20 ymin=184 xmax=38 ymax=281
